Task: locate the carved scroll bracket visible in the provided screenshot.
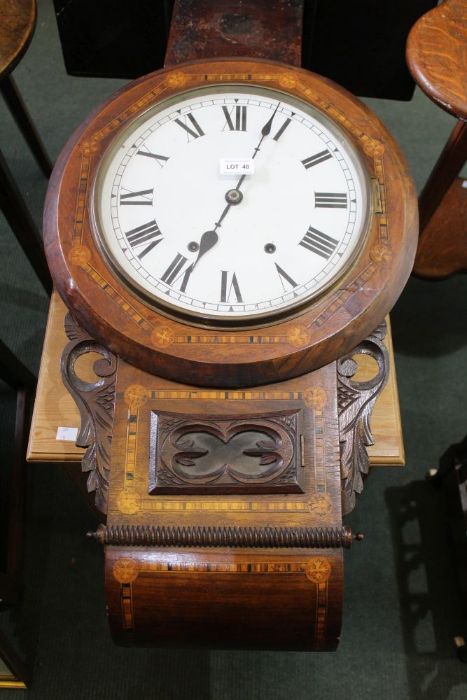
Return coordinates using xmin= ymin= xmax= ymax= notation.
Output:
xmin=61 ymin=313 xmax=117 ymax=513
xmin=338 ymin=321 xmax=389 ymax=515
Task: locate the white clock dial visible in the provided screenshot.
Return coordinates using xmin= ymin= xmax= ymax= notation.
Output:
xmin=95 ymin=85 xmax=369 ymax=323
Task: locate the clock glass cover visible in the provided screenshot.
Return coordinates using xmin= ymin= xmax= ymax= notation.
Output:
xmin=94 ymin=85 xmax=369 ymax=324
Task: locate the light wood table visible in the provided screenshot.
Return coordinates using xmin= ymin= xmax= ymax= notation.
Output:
xmin=27 ymin=292 xmax=404 ymax=466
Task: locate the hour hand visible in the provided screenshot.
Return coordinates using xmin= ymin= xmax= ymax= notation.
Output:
xmin=191 ymin=229 xmax=218 ymax=270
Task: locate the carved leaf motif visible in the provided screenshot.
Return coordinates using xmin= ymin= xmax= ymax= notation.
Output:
xmin=337 ymin=322 xmax=389 ymax=515
xmin=61 ymin=313 xmax=117 ymax=513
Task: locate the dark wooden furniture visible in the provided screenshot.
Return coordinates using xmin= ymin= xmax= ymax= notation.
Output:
xmin=0 ymin=340 xmax=34 ymax=688
xmin=406 ymin=0 xmax=467 ymax=277
xmin=41 ymin=0 xmax=418 ymax=651
xmin=0 ymin=339 xmax=34 ymax=605
xmin=53 ymin=0 xmax=438 ymax=100
xmin=0 ymin=0 xmax=52 ymax=294
xmin=44 ymin=59 xmax=417 ymax=388
xmin=0 ymin=629 xmax=28 ymax=689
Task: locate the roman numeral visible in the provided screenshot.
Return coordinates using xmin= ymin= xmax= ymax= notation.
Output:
xmin=299 ymin=226 xmax=339 ymax=259
xmin=222 ymin=105 xmax=247 ymax=131
xmin=275 ymin=263 xmax=298 ymax=291
xmin=136 ymin=148 xmax=169 ymax=167
xmin=301 ymin=150 xmax=332 ymax=169
xmin=119 ymin=188 xmax=153 ymax=206
xmin=273 ymin=117 xmax=291 ymax=141
xmin=161 ymin=253 xmax=192 ymax=292
xmin=220 ymin=271 xmax=243 ymax=303
xmin=125 ymin=220 xmax=163 ymax=259
xmin=174 ymin=113 xmax=205 ymax=141
xmin=314 ymin=192 xmax=347 ymax=208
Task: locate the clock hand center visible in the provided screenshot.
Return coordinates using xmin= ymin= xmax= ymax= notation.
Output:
xmin=213 ymin=185 xmax=244 ymax=230
xmin=225 ymin=188 xmax=243 ymax=205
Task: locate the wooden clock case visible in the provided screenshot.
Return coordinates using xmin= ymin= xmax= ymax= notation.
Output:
xmin=44 ymin=58 xmax=418 ymax=388
xmin=43 ymin=58 xmax=418 ymax=651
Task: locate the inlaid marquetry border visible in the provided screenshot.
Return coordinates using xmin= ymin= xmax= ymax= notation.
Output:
xmin=113 ymin=380 xmax=339 ymax=518
xmin=46 ymin=57 xmax=417 ymax=387
xmin=70 ymin=68 xmax=390 ymax=333
xmin=113 ymin=554 xmax=331 ymax=646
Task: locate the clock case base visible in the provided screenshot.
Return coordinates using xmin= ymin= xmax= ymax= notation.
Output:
xmin=63 ymin=314 xmax=389 ymax=650
xmin=105 ymin=546 xmax=344 ymax=651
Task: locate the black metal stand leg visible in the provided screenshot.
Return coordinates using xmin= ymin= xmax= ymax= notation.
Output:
xmin=0 ymin=75 xmax=52 ymax=178
xmin=0 ymin=149 xmax=52 ymax=294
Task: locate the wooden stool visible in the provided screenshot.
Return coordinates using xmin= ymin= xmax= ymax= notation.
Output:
xmin=407 ymin=0 xmax=467 ymax=277
xmin=0 ymin=0 xmax=52 ymax=293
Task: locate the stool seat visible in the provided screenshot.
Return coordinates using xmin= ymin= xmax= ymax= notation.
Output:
xmin=0 ymin=0 xmax=36 ymax=79
xmin=406 ymin=0 xmax=467 ymax=278
xmin=0 ymin=0 xmax=52 ymax=293
xmin=406 ymin=0 xmax=467 ymax=120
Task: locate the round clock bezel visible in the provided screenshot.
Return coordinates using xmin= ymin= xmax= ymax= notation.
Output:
xmin=90 ymin=82 xmax=371 ymax=328
xmin=44 ymin=58 xmax=418 ymax=387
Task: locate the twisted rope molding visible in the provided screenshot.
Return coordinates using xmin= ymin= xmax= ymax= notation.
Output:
xmin=88 ymin=524 xmax=357 ymax=548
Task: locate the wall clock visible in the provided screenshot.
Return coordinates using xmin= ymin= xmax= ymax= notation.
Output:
xmin=44 ymin=58 xmax=417 ymax=651
xmin=46 ymin=59 xmax=416 ymax=387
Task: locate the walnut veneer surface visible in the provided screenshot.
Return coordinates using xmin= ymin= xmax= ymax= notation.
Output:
xmin=27 ymin=293 xmax=404 ymax=466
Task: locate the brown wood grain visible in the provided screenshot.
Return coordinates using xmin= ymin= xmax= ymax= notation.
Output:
xmin=106 ymin=359 xmax=341 ymax=525
xmin=0 ymin=0 xmax=36 ymax=79
xmin=417 ymin=120 xmax=467 ymax=235
xmin=43 ymin=59 xmax=418 ymax=388
xmin=38 ymin=0 xmax=413 ymax=651
xmin=105 ymin=546 xmax=343 ymax=650
xmin=103 ymin=356 xmax=343 ymax=649
xmin=406 ymin=0 xmax=467 ymax=120
xmin=414 ymin=175 xmax=467 ymax=277
xmin=407 ymin=0 xmax=467 ymax=278
xmin=27 ymin=293 xmax=404 ymax=466
xmin=165 ymin=0 xmax=303 ymax=68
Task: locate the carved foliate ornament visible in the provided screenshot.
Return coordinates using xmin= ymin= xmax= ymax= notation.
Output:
xmin=61 ymin=314 xmax=117 ymax=513
xmin=338 ymin=322 xmax=389 ymax=514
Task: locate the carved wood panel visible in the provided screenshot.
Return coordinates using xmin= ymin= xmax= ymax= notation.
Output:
xmin=149 ymin=409 xmax=304 ymax=494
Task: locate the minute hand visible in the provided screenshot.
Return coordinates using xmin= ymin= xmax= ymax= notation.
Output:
xmin=234 ymin=101 xmax=282 ymax=193
xmin=252 ymin=101 xmax=281 ymax=158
